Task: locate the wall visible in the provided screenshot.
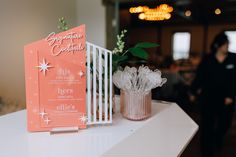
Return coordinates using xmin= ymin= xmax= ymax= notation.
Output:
xmin=76 ymin=0 xmax=106 ymax=48
xmin=129 ymin=27 xmax=159 ymax=44
xmin=161 ymin=24 xmax=236 ymax=56
xmin=207 ymin=24 xmax=236 ymax=52
xmin=0 ymin=0 xmax=77 ymax=106
xmin=161 ymin=25 xmax=205 ymax=56
xmin=128 ymin=24 xmax=236 ymax=57
xmin=129 ymin=27 xmax=159 ymax=60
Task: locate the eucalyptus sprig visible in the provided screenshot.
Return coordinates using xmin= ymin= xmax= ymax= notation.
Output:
xmin=57 ymin=17 xmax=69 ymax=32
xmin=113 ymin=29 xmax=127 ymax=54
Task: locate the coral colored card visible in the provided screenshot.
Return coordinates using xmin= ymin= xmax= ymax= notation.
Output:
xmin=24 ymin=25 xmax=87 ymax=132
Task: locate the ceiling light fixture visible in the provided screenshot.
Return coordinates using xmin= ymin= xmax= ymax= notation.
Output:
xmin=129 ymin=6 xmax=149 ymax=13
xmin=130 ymin=4 xmax=173 ymax=21
xmin=185 ymin=10 xmax=191 ymax=17
xmin=215 ymin=8 xmax=222 ymax=15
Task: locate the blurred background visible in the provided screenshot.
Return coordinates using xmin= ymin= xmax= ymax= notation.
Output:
xmin=0 ymin=0 xmax=236 ymax=156
xmin=109 ymin=1 xmax=236 ymax=156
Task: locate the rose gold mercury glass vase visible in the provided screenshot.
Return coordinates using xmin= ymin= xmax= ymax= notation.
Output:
xmin=120 ymin=90 xmax=152 ymax=121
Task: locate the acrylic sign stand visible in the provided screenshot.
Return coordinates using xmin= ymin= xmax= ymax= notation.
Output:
xmin=86 ymin=42 xmax=113 ymax=125
xmin=50 ymin=42 xmax=113 ymax=134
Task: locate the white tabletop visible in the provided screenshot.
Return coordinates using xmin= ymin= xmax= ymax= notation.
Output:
xmin=0 ymin=97 xmax=198 ymax=157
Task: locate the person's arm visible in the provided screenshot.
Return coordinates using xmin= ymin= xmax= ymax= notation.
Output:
xmin=224 ymin=80 xmax=235 ymax=106
xmin=225 ymin=55 xmax=236 ymax=105
xmin=191 ymin=56 xmax=207 ymax=96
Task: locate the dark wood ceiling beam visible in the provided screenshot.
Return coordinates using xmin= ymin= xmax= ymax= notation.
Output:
xmin=104 ymin=0 xmax=176 ymax=4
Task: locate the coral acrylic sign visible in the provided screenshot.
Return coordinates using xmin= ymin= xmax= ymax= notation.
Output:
xmin=24 ymin=25 xmax=87 ymax=132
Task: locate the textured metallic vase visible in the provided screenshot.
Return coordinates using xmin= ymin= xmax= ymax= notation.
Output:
xmin=120 ymin=90 xmax=151 ymax=121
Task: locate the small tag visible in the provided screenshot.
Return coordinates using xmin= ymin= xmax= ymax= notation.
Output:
xmin=226 ymin=64 xmax=234 ymax=69
xmin=50 ymin=127 xmax=79 ymax=135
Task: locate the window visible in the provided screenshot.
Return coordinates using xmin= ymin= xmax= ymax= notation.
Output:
xmin=225 ymin=31 xmax=236 ymax=53
xmin=172 ymin=32 xmax=191 ymax=60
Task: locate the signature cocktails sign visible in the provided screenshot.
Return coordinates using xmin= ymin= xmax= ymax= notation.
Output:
xmin=24 ymin=25 xmax=87 ymax=132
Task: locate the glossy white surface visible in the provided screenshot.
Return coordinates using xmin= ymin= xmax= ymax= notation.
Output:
xmin=0 ymin=98 xmax=198 ymax=157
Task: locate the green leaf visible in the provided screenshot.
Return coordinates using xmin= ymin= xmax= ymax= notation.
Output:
xmin=128 ymin=47 xmax=148 ymax=60
xmin=135 ymin=42 xmax=159 ymax=48
xmin=112 ymin=54 xmax=128 ymax=63
xmin=57 ymin=17 xmax=69 ymax=32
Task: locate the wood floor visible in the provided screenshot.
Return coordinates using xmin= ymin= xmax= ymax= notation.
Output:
xmin=181 ymin=112 xmax=236 ymax=157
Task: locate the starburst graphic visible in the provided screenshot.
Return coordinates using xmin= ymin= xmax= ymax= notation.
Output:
xmin=78 ymin=70 xmax=84 ymax=78
xmin=39 ymin=109 xmax=47 ymax=119
xmin=44 ymin=117 xmax=51 ymax=125
xmin=79 ymin=114 xmax=87 ymax=124
xmin=36 ymin=58 xmax=53 ymax=76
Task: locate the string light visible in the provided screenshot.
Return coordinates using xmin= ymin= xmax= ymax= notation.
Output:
xmin=129 ymin=6 xmax=149 ymax=13
xmin=185 ymin=10 xmax=191 ymax=17
xmin=138 ymin=13 xmax=146 ymax=20
xmin=130 ymin=4 xmax=173 ymax=21
xmin=215 ymin=8 xmax=222 ymax=15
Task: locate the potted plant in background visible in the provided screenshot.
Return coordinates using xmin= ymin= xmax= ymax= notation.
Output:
xmin=112 ymin=30 xmax=167 ymax=120
xmin=112 ymin=29 xmax=160 ymax=72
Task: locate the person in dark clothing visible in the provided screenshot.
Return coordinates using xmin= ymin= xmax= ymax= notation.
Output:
xmin=191 ymin=32 xmax=236 ymax=157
